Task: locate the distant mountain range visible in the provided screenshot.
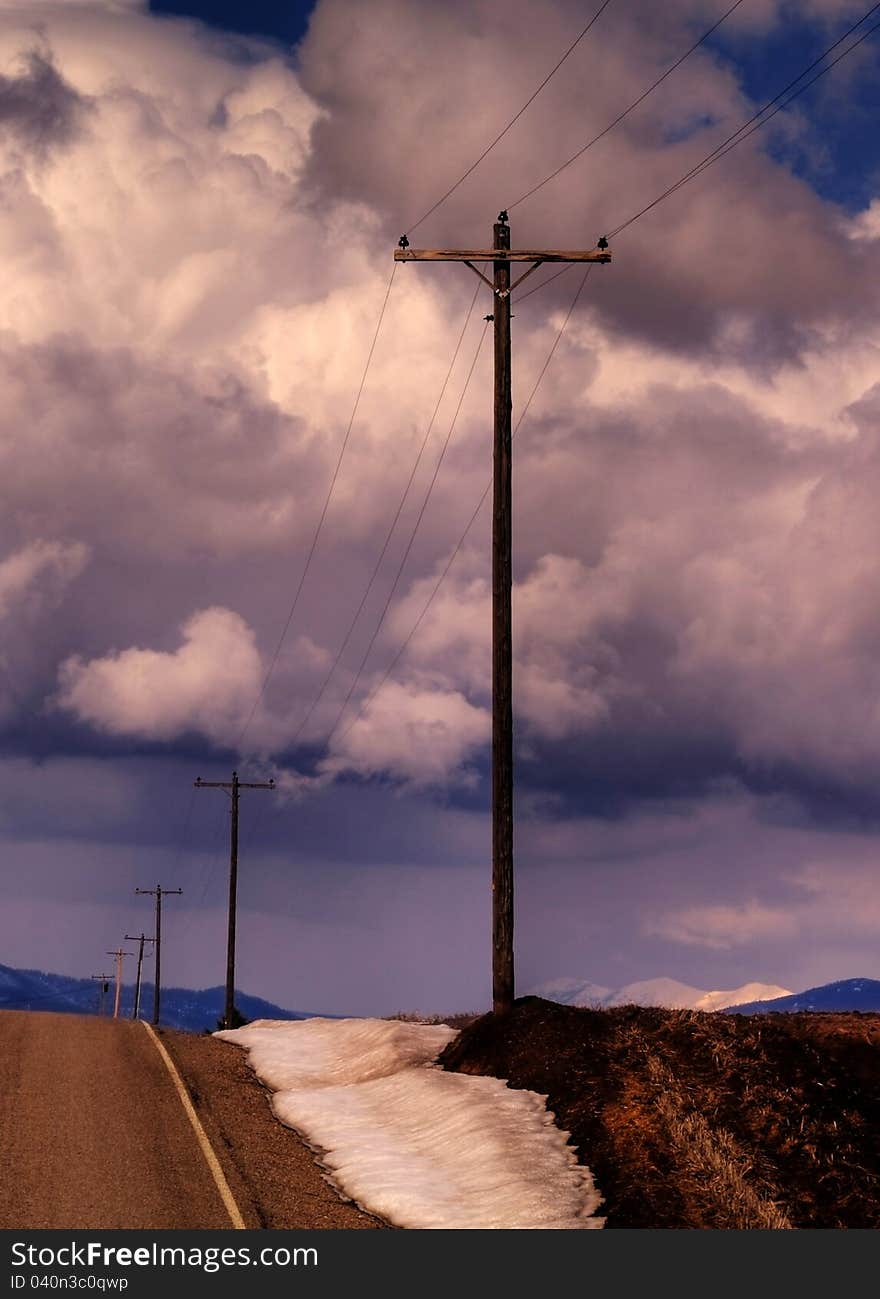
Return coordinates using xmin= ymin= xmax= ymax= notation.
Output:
xmin=0 ymin=963 xmax=312 ymax=1032
xmin=723 ymin=978 xmax=880 ymax=1014
xmin=5 ymin=962 xmax=878 ymax=1029
xmin=528 ymin=976 xmax=793 ymax=1012
xmin=530 ymin=974 xmax=880 ymax=1013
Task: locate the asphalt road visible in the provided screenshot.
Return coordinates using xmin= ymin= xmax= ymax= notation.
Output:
xmin=0 ymin=1010 xmax=236 ymax=1229
xmin=0 ymin=1010 xmax=381 ymax=1230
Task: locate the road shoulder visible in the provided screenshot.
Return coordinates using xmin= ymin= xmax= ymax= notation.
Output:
xmin=160 ymin=1027 xmax=385 ymax=1230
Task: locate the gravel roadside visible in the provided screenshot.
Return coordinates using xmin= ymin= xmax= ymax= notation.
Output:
xmin=160 ymin=1027 xmax=386 ymax=1230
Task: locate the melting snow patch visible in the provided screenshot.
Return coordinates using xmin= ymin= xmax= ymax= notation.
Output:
xmin=217 ymin=1017 xmax=603 ymax=1230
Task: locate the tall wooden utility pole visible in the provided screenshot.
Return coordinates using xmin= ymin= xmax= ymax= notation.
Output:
xmin=124 ymin=932 xmax=155 ymax=1020
xmin=194 ymin=771 xmax=276 ymax=1030
xmin=106 ymin=947 xmax=133 ymax=1019
xmin=135 ymin=883 xmax=182 ymax=1026
xmin=395 ymin=214 xmax=611 ymax=1013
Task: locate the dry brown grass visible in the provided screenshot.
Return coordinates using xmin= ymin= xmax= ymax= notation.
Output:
xmin=638 ymin=1045 xmax=792 ymax=1229
xmin=440 ymin=998 xmax=880 ymax=1228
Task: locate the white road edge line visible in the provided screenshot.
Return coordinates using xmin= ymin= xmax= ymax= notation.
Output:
xmin=142 ymin=1020 xmax=247 ymax=1230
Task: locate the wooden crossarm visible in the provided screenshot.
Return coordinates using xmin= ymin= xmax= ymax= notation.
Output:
xmin=394 ymin=247 xmax=611 ymax=263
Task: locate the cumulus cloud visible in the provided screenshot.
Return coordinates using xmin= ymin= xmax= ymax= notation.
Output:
xmin=57 ymin=606 xmax=262 ymax=742
xmin=641 ymin=849 xmax=880 ymax=972
xmin=322 ymin=679 xmax=491 ymax=787
xmin=356 ymin=553 xmax=621 ymax=748
xmin=645 ymin=899 xmax=798 ymax=949
xmin=850 ymin=198 xmax=880 ymax=241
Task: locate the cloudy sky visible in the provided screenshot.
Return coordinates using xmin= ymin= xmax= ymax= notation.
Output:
xmin=2 ymin=0 xmax=880 ymax=1015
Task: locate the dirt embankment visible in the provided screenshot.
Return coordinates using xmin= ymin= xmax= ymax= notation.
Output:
xmin=439 ymin=997 xmax=880 ymax=1228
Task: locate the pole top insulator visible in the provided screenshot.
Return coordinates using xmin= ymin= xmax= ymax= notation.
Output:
xmin=497 ymin=209 xmax=509 ymax=224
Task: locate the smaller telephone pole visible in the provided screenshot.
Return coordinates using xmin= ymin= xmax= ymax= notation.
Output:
xmin=135 ymin=884 xmax=182 ymax=1025
xmin=106 ymin=948 xmax=133 ymax=1018
xmin=91 ymin=974 xmax=113 ymax=1017
xmin=195 ymin=770 xmax=275 ymax=1029
xmin=124 ymin=933 xmax=155 ymax=1020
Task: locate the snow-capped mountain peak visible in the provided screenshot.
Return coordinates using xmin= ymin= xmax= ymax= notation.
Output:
xmin=693 ymin=983 xmax=792 ymax=1012
xmin=607 ymin=978 xmax=707 ymax=1009
xmin=527 ymin=976 xmax=792 ymax=1012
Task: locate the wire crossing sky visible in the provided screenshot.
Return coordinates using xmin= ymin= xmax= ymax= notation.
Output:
xmin=403 ymin=0 xmax=616 ymax=236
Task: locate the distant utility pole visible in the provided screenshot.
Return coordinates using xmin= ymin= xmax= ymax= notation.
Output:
xmin=395 ymin=215 xmax=611 ymax=1013
xmin=124 ymin=932 xmax=155 ymax=1021
xmin=106 ymin=948 xmax=133 ymax=1019
xmin=135 ymin=884 xmax=182 ymax=1026
xmin=90 ymin=974 xmax=113 ymax=1017
xmin=195 ymin=770 xmax=275 ymax=1030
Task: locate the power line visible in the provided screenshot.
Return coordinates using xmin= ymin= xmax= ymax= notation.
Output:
xmin=514 ymin=261 xmax=575 ymax=305
xmin=287 ymin=281 xmax=483 ymax=746
xmin=225 ymin=6 xmax=880 ymax=886
xmin=253 ymin=1 xmax=880 ymax=758
xmin=231 ymin=290 xmax=488 ymax=866
xmin=234 ymin=261 xmax=399 ymax=752
xmin=167 ymin=783 xmax=196 ymax=893
xmin=202 ymin=0 xmax=714 ymax=774
xmin=203 ymin=5 xmax=879 ymax=835
xmin=330 ymin=268 xmax=593 ymax=750
xmin=173 ymin=794 xmax=232 ymax=947
xmin=323 ymin=317 xmax=493 ymax=747
xmin=507 ymin=0 xmax=749 ymax=213
xmin=606 ymin=2 xmax=880 ymax=239
xmin=162 ymin=781 xmax=223 ymax=951
xmin=352 ymin=0 xmax=876 ymax=745
xmin=404 ymin=0 xmax=616 ymax=237
xmin=326 ymin=1 xmax=880 ymax=754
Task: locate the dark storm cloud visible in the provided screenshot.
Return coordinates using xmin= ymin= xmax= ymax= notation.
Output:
xmin=0 ymin=49 xmax=89 ymax=154
xmin=517 ymin=724 xmax=880 ymax=832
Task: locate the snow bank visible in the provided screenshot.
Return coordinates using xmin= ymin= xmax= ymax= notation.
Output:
xmin=217 ymin=1017 xmax=603 ymax=1230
